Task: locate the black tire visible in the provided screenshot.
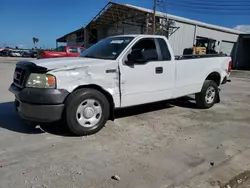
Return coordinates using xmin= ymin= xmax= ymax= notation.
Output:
xmin=195 ymin=80 xmax=219 ymax=109
xmin=14 ymin=99 xmax=18 ymax=112
xmin=65 ymin=88 xmax=110 ymax=136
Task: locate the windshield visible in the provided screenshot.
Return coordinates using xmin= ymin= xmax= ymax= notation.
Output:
xmin=80 ymin=36 xmax=134 ymax=60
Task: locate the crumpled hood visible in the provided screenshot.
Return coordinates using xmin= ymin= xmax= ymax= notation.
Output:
xmin=29 ymin=57 xmax=110 ymax=71
xmin=26 ymin=57 xmax=119 ymax=95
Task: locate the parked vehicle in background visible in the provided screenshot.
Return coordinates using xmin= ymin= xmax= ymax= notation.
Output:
xmin=22 ymin=51 xmax=31 ymax=57
xmin=18 ymin=51 xmax=37 ymax=58
xmin=9 ymin=35 xmax=231 ymax=136
xmin=10 ymin=50 xmax=22 ymax=57
xmin=30 ymin=51 xmax=38 ymax=58
xmin=38 ymin=46 xmax=85 ymax=59
xmin=0 ymin=49 xmax=11 ymax=56
xmin=0 ymin=50 xmax=7 ymax=56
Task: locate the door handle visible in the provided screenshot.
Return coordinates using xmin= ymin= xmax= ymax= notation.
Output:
xmin=155 ymin=67 xmax=163 ymax=74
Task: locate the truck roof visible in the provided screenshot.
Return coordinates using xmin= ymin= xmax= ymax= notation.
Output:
xmin=109 ymin=34 xmax=166 ymax=38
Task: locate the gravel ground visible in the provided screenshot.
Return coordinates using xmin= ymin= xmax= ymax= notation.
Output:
xmin=237 ymin=179 xmax=250 ymax=188
xmin=0 ymin=58 xmax=250 ymax=188
xmin=0 ymin=56 xmax=34 ymax=63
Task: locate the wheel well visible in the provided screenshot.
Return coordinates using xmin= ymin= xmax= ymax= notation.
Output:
xmin=73 ymin=85 xmax=115 ymax=120
xmin=205 ymin=72 xmax=221 ymax=86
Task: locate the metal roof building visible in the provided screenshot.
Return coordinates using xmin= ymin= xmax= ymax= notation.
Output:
xmin=56 ymin=2 xmax=245 ymax=57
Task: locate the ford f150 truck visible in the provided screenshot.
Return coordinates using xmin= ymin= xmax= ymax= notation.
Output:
xmin=9 ymin=35 xmax=231 ymax=136
xmin=38 ymin=46 xmax=85 ymax=59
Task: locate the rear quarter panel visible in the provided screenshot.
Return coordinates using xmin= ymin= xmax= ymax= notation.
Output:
xmin=174 ymin=56 xmax=231 ymax=98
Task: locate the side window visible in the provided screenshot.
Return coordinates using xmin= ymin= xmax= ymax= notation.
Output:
xmin=69 ymin=47 xmax=78 ymax=53
xmin=157 ymin=38 xmax=171 ymax=61
xmin=132 ymin=38 xmax=156 ymax=51
xmin=129 ymin=38 xmax=158 ymax=63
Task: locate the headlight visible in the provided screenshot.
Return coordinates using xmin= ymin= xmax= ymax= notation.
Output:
xmin=26 ymin=73 xmax=56 ymax=88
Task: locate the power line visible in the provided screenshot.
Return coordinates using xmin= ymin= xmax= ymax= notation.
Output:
xmin=164 ymin=6 xmax=250 ymax=15
xmin=160 ymin=1 xmax=250 ymax=10
xmin=158 ymin=0 xmax=250 ymax=15
xmin=165 ymin=3 xmax=250 ymax=11
xmin=162 ymin=0 xmax=250 ymax=7
xmin=157 ymin=0 xmax=168 ymax=12
xmin=162 ymin=0 xmax=250 ymax=4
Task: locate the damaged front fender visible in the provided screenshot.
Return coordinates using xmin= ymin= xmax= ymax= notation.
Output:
xmin=49 ymin=61 xmax=121 ymax=107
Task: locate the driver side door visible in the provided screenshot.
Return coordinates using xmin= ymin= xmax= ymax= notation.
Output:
xmin=119 ymin=37 xmax=175 ymax=107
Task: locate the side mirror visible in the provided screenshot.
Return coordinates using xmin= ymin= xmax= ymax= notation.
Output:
xmin=128 ymin=49 xmax=144 ymax=62
xmin=125 ymin=54 xmax=134 ymax=66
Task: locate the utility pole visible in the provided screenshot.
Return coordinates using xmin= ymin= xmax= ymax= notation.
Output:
xmin=153 ymin=0 xmax=156 ymax=34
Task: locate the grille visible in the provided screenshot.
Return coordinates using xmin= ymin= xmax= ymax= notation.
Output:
xmin=13 ymin=67 xmax=27 ymax=88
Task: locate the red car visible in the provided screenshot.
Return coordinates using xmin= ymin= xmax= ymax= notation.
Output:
xmin=38 ymin=46 xmax=85 ymax=59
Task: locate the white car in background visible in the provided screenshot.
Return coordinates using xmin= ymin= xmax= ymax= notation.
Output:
xmin=10 ymin=51 xmax=22 ymax=57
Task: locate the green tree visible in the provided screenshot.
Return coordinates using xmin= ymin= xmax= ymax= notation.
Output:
xmin=32 ymin=37 xmax=39 ymax=48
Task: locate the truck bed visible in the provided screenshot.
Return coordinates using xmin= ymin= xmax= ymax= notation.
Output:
xmin=175 ymin=53 xmax=228 ymax=60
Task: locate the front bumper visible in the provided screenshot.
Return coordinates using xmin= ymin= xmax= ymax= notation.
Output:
xmin=9 ymin=83 xmax=69 ymax=123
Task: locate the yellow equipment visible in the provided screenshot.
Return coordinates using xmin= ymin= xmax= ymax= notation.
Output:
xmin=193 ymin=46 xmax=207 ymax=55
xmin=183 ymin=37 xmax=219 ymax=55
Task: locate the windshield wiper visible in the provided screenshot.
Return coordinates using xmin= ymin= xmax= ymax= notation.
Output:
xmin=81 ymin=55 xmax=113 ymax=60
xmin=82 ymin=55 xmax=96 ymax=58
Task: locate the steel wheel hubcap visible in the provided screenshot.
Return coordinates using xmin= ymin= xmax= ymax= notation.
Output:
xmin=76 ymin=99 xmax=102 ymax=128
xmin=205 ymin=86 xmax=216 ymax=104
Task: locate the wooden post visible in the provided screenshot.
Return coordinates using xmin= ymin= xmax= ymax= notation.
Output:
xmin=153 ymin=0 xmax=156 ymax=34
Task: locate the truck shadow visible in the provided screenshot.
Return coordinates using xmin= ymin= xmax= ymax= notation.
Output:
xmin=115 ymin=101 xmax=174 ymax=119
xmin=0 ymin=102 xmax=44 ymax=134
xmin=115 ymin=96 xmax=198 ymax=119
xmin=0 ymin=101 xmax=70 ymax=136
xmin=168 ymin=96 xmax=199 ymax=110
xmin=0 ymin=98 xmax=198 ymax=136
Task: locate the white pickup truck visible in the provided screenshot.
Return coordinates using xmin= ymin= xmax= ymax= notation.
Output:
xmin=9 ymin=35 xmax=231 ymax=136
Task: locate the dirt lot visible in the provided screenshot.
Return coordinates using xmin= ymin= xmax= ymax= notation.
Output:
xmin=0 ymin=58 xmax=250 ymax=188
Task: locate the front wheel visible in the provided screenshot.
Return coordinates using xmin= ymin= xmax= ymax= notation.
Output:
xmin=65 ymin=89 xmax=110 ymax=136
xmin=195 ymin=80 xmax=219 ymax=109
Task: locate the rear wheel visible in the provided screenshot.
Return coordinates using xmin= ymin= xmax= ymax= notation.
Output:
xmin=65 ymin=89 xmax=110 ymax=136
xmin=195 ymin=80 xmax=219 ymax=109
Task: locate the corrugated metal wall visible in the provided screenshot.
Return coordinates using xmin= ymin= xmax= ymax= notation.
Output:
xmin=66 ymin=34 xmax=77 ymax=45
xmin=168 ymin=22 xmax=195 ymax=55
xmin=168 ymin=22 xmax=239 ymax=56
xmin=107 ymin=26 xmax=124 ymax=36
xmin=93 ymin=19 xmax=240 ymax=57
xmin=196 ymin=27 xmax=238 ymax=42
xmin=196 ymin=26 xmax=238 ymax=56
xmin=220 ymin=41 xmax=235 ymax=56
xmin=123 ymin=25 xmax=141 ymax=34
xmin=106 ymin=23 xmax=141 ymax=37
